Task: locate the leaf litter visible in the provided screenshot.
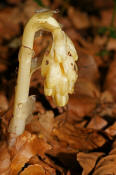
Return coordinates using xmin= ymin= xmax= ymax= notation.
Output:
xmin=1 ymin=0 xmax=116 ymax=174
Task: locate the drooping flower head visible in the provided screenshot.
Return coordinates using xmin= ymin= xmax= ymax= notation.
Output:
xmin=41 ymin=27 xmax=78 ymax=106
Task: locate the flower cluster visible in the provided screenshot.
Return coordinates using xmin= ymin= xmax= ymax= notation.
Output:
xmin=41 ymin=28 xmax=78 ymax=106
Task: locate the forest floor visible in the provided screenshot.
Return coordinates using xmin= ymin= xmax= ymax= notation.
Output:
xmin=0 ymin=0 xmax=116 ymax=174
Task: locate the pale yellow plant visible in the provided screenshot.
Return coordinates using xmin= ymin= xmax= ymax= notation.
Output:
xmin=9 ymin=9 xmax=78 ymax=136
xmin=42 ymin=29 xmax=78 ymax=106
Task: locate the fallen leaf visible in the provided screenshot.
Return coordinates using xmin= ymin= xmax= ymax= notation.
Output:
xmin=68 ymin=7 xmax=90 ymax=29
xmin=87 ymin=116 xmax=107 ymax=130
xmin=77 ymin=152 xmax=104 ymax=175
xmin=50 ymin=119 xmax=106 ymax=153
xmin=76 ymin=78 xmax=100 ymax=98
xmin=9 ymin=131 xmax=51 ymax=174
xmin=93 ymin=145 xmax=116 ymax=175
xmin=104 ymin=54 xmax=116 ymax=101
xmin=26 ymin=111 xmax=54 ymax=141
xmin=20 ymin=163 xmax=56 ymax=175
xmin=0 ymin=93 xmax=8 ymax=112
xmin=100 ymin=9 xmax=116 ymax=27
xmin=20 ymin=164 xmax=47 ymax=175
xmin=105 ymin=122 xmax=116 ymax=136
xmin=68 ymin=95 xmax=96 ymax=119
xmin=0 ymin=142 xmax=10 ymax=175
xmin=6 ymin=0 xmax=22 ymax=4
xmin=107 ymin=38 xmax=116 ymax=50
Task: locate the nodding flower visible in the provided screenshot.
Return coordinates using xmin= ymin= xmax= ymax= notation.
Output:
xmin=41 ymin=28 xmax=78 ymax=106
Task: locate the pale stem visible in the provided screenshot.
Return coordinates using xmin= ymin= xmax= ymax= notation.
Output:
xmin=9 ymin=11 xmax=60 ymax=136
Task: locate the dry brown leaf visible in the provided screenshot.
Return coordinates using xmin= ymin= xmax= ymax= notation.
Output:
xmin=78 ymin=51 xmax=100 ymax=84
xmin=110 ymin=141 xmax=116 ymax=154
xmin=28 ymin=155 xmax=63 ymax=174
xmin=100 ymin=9 xmax=116 ymax=27
xmin=93 ymin=145 xmax=116 ymax=175
xmin=38 ymin=111 xmax=54 ymax=134
xmin=77 ymin=152 xmax=104 ymax=175
xmin=9 ymin=131 xmax=51 ymax=175
xmin=0 ymin=142 xmax=11 ymax=175
xmin=94 ymin=36 xmax=106 ymax=47
xmin=76 ymin=78 xmax=100 ymax=98
xmin=0 ymin=93 xmax=8 ymax=112
xmin=50 ymin=119 xmax=106 ymax=153
xmin=20 ymin=163 xmax=56 ymax=175
xmin=88 ymin=91 xmax=116 ymax=118
xmin=104 ymin=55 xmax=116 ymax=101
xmin=90 ymin=16 xmax=101 ymax=27
xmin=67 ymin=170 xmax=71 ymax=175
xmin=0 ymin=8 xmax=20 ymax=42
xmin=26 ymin=111 xmax=54 ymax=141
xmin=94 ymin=0 xmax=113 ymax=8
xmin=107 ymin=38 xmax=116 ymax=50
xmin=75 ymin=121 xmax=87 ymax=128
xmin=87 ymin=116 xmax=107 ymax=130
xmin=68 ymin=7 xmax=90 ymax=29
xmin=0 ymin=0 xmax=38 ymax=43
xmin=0 ymin=97 xmax=14 ymax=138
xmin=74 ymin=50 xmax=100 ymax=100
xmin=30 ymin=69 xmax=44 ymax=91
xmin=75 ymin=34 xmax=98 ymax=52
xmin=20 ymin=164 xmax=47 ymax=175
xmin=65 ymin=27 xmax=79 ymax=40
xmin=100 ymin=91 xmax=114 ymax=103
xmin=0 ymin=63 xmax=7 ymax=72
xmin=58 ymin=17 xmax=72 ymax=29
xmin=33 ymin=34 xmax=52 ymax=59
xmin=68 ymin=95 xmax=96 ymax=119
xmin=93 ymin=159 xmax=116 ymax=175
xmin=6 ymin=0 xmax=22 ymax=4
xmin=105 ymin=122 xmax=116 ymax=136
xmin=94 ymin=33 xmax=116 ymax=51
xmin=34 ymin=101 xmax=46 ymax=114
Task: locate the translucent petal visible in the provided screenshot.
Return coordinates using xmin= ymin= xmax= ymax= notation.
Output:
xmin=56 ymin=76 xmax=68 ymax=95
xmin=45 ymin=63 xmax=61 ymax=88
xmin=66 ymin=35 xmax=78 ymax=61
xmin=54 ymin=94 xmax=69 ymax=106
xmin=44 ymin=87 xmax=53 ymax=96
xmin=53 ymin=30 xmax=67 ymax=62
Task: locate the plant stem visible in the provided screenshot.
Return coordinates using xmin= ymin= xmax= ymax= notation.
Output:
xmin=9 ymin=10 xmax=60 ymax=135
